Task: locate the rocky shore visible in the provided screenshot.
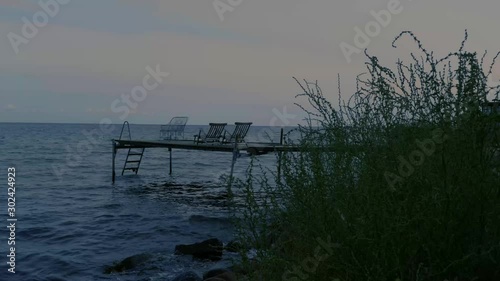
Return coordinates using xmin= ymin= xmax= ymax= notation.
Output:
xmin=104 ymin=238 xmax=247 ymax=281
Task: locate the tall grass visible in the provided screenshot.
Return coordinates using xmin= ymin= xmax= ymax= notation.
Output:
xmin=232 ymin=31 xmax=500 ymax=281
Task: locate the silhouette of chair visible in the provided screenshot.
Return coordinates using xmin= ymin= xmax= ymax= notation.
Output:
xmin=224 ymin=122 xmax=252 ymax=143
xmin=160 ymin=116 xmax=189 ymax=140
xmin=194 ymin=123 xmax=227 ymax=144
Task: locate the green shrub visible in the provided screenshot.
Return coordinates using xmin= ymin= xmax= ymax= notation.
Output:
xmin=232 ymin=31 xmax=500 ymax=281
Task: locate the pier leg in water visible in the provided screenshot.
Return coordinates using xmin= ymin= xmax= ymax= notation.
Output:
xmin=112 ymin=140 xmax=116 ymax=184
xmin=227 ymin=141 xmax=238 ymax=196
xmin=277 ymin=151 xmax=282 ymax=182
xmin=277 ymin=127 xmax=284 ymax=182
xmin=169 ymin=148 xmax=172 ymax=175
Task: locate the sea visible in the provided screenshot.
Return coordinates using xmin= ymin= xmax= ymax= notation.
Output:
xmin=0 ymin=123 xmax=288 ymax=281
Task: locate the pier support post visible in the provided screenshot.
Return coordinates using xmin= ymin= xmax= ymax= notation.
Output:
xmin=277 ymin=152 xmax=282 ymax=180
xmin=112 ymin=140 xmax=116 ymax=184
xmin=277 ymin=128 xmax=284 ymax=181
xmin=169 ymin=148 xmax=172 ymax=175
xmin=228 ymin=141 xmax=238 ymax=193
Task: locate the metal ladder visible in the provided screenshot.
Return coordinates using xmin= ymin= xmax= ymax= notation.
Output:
xmin=119 ymin=121 xmax=145 ymax=175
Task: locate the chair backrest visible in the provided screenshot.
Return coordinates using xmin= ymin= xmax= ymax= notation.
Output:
xmin=228 ymin=122 xmax=252 ymax=142
xmin=160 ymin=116 xmax=189 ymax=139
xmin=203 ymin=123 xmax=227 ymax=142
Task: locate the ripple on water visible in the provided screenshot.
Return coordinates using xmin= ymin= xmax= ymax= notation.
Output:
xmin=58 ymin=220 xmax=79 ymax=226
xmin=18 ymin=226 xmax=56 ymax=240
xmin=23 ymin=253 xmax=78 ymax=279
xmin=101 ymin=203 xmax=122 ymax=209
xmin=188 ymin=215 xmax=232 ymax=225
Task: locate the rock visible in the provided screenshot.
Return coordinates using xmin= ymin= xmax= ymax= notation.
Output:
xmin=103 ymin=253 xmax=152 ymax=274
xmin=203 ymin=268 xmax=231 ymax=279
xmin=225 ymin=240 xmax=243 ymax=253
xmin=171 ymin=271 xmax=202 ymax=281
xmin=204 ymin=271 xmax=237 ymax=281
xmin=175 ymin=238 xmax=223 ymax=261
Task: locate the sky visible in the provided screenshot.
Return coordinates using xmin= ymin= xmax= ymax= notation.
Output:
xmin=0 ymin=0 xmax=499 ymax=125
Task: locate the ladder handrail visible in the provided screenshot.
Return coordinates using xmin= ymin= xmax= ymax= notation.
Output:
xmin=119 ymin=121 xmax=131 ymax=140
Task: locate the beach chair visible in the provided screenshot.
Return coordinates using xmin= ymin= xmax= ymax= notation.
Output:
xmin=160 ymin=116 xmax=189 ymax=140
xmin=194 ymin=123 xmax=227 ymax=144
xmin=224 ymin=122 xmax=252 ymax=143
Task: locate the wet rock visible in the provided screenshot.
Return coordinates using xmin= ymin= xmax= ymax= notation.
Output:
xmin=171 ymin=271 xmax=202 ymax=281
xmin=175 ymin=238 xmax=223 ymax=261
xmin=203 ymin=268 xmax=231 ymax=279
xmin=104 ymin=253 xmax=152 ymax=274
xmin=225 ymin=240 xmax=246 ymax=253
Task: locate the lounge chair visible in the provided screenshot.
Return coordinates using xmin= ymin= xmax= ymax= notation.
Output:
xmin=224 ymin=122 xmax=252 ymax=143
xmin=194 ymin=123 xmax=227 ymax=144
xmin=160 ymin=116 xmax=189 ymax=140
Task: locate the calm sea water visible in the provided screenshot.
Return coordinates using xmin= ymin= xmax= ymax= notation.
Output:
xmin=0 ymin=123 xmax=286 ymax=281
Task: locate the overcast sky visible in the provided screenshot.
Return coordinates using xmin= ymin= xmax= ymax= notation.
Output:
xmin=0 ymin=0 xmax=499 ymax=125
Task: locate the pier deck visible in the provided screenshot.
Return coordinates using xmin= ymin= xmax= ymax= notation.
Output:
xmin=113 ymin=139 xmax=297 ymax=153
xmin=111 ymin=138 xmax=297 ymax=183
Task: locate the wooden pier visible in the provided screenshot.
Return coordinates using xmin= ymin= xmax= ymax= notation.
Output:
xmin=113 ymin=139 xmax=292 ymax=153
xmin=111 ymin=134 xmax=296 ymax=183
